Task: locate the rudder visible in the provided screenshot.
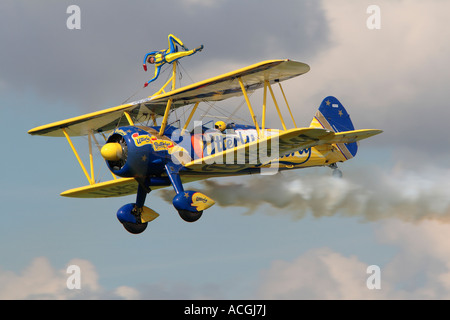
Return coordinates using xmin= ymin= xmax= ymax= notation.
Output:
xmin=310 ymin=96 xmax=358 ymax=159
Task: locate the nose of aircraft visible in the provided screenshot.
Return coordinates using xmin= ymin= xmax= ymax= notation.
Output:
xmin=101 ymin=143 xmax=123 ymax=161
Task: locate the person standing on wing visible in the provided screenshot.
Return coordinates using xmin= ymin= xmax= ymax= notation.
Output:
xmin=143 ymin=34 xmax=203 ymax=87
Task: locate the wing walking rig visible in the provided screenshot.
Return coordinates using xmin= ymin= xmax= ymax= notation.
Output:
xmin=28 ymin=57 xmax=382 ymax=234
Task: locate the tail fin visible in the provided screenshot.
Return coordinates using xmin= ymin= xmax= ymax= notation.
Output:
xmin=310 ymin=96 xmax=358 ymax=159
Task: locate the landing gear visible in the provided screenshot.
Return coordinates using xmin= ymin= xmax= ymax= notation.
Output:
xmin=116 ymin=203 xmax=160 ymax=234
xmin=166 ymin=164 xmax=214 ymax=223
xmin=116 ymin=203 xmax=148 ymax=234
xmin=329 ymin=163 xmax=343 ymax=178
xmin=116 ymin=181 xmax=160 ymax=234
xmin=122 ymin=220 xmax=148 ymax=234
xmin=178 ymin=209 xmax=203 ymax=223
xmin=116 ymin=164 xmax=215 ymax=233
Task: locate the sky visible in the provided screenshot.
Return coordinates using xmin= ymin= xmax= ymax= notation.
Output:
xmin=1 ymin=0 xmax=450 ymax=299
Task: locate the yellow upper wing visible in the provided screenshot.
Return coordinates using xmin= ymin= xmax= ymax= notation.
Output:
xmin=150 ymin=59 xmax=309 ymax=107
xmin=28 ymin=59 xmax=309 ymax=137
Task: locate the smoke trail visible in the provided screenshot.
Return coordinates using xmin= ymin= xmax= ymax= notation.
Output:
xmin=158 ymin=166 xmax=450 ymax=223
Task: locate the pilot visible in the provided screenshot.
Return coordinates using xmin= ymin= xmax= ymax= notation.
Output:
xmin=143 ymin=34 xmax=203 ymax=87
xmin=214 ymin=121 xmax=227 ymax=133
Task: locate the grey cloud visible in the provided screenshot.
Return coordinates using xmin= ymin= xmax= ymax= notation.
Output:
xmin=0 ymin=0 xmax=328 ymax=110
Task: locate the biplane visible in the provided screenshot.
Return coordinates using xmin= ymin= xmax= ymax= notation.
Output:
xmin=28 ymin=58 xmax=382 ymax=234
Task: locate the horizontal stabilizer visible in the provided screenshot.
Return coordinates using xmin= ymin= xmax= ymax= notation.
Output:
xmin=330 ymin=129 xmax=383 ymax=144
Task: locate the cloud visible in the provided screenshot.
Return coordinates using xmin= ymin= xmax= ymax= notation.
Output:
xmin=256 ymin=220 xmax=450 ymax=299
xmin=0 ymin=257 xmax=136 ymax=299
xmin=256 ymin=247 xmax=381 ymax=299
xmin=285 ymin=0 xmax=450 ymax=158
xmin=113 ymin=286 xmax=141 ymax=300
xmin=297 ymin=0 xmax=450 ymax=106
xmin=379 ymin=220 xmax=450 ymax=298
xmin=0 ymin=256 xmax=225 ymax=299
xmin=6 ymin=219 xmax=450 ymax=299
xmin=0 ymin=0 xmax=327 ymax=110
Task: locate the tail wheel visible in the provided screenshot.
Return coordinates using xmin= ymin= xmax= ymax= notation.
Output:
xmin=178 ymin=209 xmax=203 ymax=222
xmin=329 ymin=163 xmax=343 ymax=178
xmin=332 ymin=168 xmax=343 ymax=178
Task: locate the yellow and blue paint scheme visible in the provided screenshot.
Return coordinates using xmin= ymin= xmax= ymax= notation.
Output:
xmin=28 ymin=57 xmax=382 ymax=234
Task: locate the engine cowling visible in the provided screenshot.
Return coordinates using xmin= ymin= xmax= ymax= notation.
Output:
xmin=101 ymin=126 xmax=170 ymax=178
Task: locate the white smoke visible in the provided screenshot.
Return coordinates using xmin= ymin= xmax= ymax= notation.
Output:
xmin=160 ymin=165 xmax=450 ymax=223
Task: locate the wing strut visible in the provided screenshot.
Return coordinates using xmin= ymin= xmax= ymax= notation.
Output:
xmin=181 ymin=101 xmax=200 ymax=136
xmin=93 ymin=133 xmax=117 ymax=180
xmin=152 ymin=61 xmax=178 ymax=97
xmin=263 ymin=80 xmax=297 ymax=132
xmin=62 ymin=128 xmax=94 ymax=185
xmin=123 ymin=111 xmax=134 ymax=126
xmin=278 ymin=82 xmax=297 ymax=128
xmin=266 ymin=81 xmax=287 ymax=131
xmin=238 ymin=77 xmax=297 ymax=137
xmin=88 ymin=131 xmax=95 ymax=184
xmin=238 ymin=77 xmax=261 ymax=137
xmin=158 ymin=62 xmax=178 ymax=136
xmin=159 ymin=98 xmax=173 ymax=136
xmin=262 ymin=81 xmax=268 ymax=132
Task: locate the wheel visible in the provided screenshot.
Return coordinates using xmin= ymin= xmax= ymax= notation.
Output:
xmin=121 ymin=221 xmax=148 ymax=234
xmin=332 ymin=168 xmax=343 ymax=178
xmin=178 ymin=209 xmax=203 ymax=222
xmin=117 ymin=203 xmax=149 ymax=234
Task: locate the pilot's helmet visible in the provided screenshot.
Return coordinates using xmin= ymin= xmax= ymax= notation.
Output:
xmin=214 ymin=121 xmax=226 ymax=132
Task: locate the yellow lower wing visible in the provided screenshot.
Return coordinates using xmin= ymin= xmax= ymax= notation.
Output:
xmin=60 ymin=175 xmax=213 ymax=199
xmin=60 ymin=178 xmax=139 ymax=198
